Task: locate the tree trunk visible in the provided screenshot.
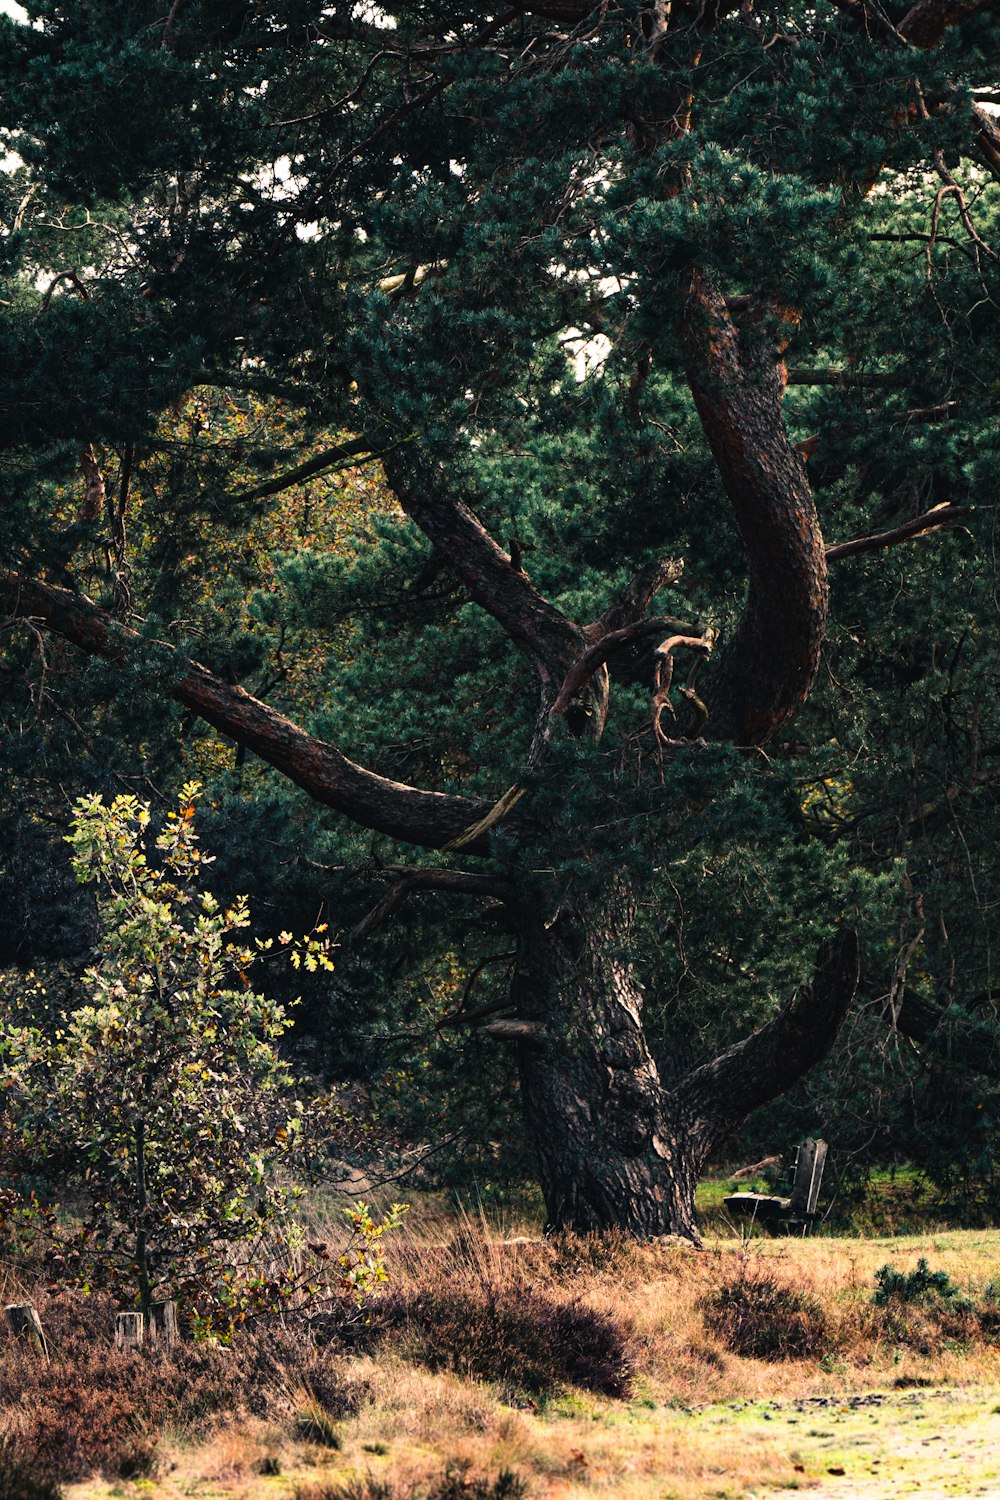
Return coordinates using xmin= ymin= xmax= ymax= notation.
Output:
xmin=510 ymin=884 xmax=860 ymax=1244
xmin=512 ymin=883 xmax=706 ymax=1243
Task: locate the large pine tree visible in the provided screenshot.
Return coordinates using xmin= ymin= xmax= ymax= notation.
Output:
xmin=2 ymin=0 xmax=1000 ymax=1238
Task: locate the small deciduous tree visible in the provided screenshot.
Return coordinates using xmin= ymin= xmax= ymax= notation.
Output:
xmin=0 ymin=785 xmax=399 ymax=1327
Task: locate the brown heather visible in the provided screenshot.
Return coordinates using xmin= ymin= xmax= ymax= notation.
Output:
xmin=4 ymin=1214 xmax=1000 ymax=1497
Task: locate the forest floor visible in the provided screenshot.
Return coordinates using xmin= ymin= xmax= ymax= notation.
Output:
xmin=46 ymin=1215 xmax=1000 ymax=1500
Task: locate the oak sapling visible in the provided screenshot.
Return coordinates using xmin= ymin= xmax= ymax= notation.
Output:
xmin=0 ymin=784 xmax=401 ymax=1331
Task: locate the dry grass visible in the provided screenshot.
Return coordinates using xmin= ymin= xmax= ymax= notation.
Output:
xmin=20 ymin=1209 xmax=1000 ymax=1500
xmin=364 ymin=1210 xmax=1000 ymax=1402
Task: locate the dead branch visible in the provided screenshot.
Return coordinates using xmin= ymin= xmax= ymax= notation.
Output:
xmin=475 ymin=1019 xmax=542 ymax=1043
xmin=33 ymin=269 xmax=90 ymax=319
xmin=552 ymin=620 xmax=710 ymax=719
xmin=379 ymin=261 xmax=449 ymax=297
xmin=347 ymin=868 xmax=516 ymax=947
xmin=443 ymin=785 xmax=527 ymax=851
xmin=915 ymin=79 xmax=1000 ymax=267
xmin=730 ymin=1154 xmax=782 ymax=1181
xmin=650 ymin=632 xmax=715 ymax=773
xmin=825 ymin=502 xmax=967 ymax=562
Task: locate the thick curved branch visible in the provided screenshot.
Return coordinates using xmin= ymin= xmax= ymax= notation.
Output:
xmin=681 ymin=273 xmax=829 ymax=746
xmin=383 ymin=451 xmax=588 ymax=696
xmin=673 ymin=930 xmax=861 ymax=1155
xmin=0 ymin=570 xmax=509 ymax=854
xmin=588 ymin=557 xmax=685 ymax=637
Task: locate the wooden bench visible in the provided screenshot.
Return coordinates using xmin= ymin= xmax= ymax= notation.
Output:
xmin=723 ymin=1138 xmax=828 ymax=1235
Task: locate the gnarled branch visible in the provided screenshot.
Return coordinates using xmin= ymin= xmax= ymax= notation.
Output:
xmin=682 ymin=274 xmax=829 ymax=746
xmin=550 ymin=617 xmax=709 ymax=719
xmin=673 ymin=929 xmax=861 ymax=1155
xmin=0 ymin=570 xmax=513 ymax=854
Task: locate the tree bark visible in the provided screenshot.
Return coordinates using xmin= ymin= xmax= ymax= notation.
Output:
xmin=682 ymin=275 xmax=829 ymax=747
xmin=510 ymin=882 xmax=860 ymax=1242
xmin=512 ymin=882 xmax=705 ymax=1240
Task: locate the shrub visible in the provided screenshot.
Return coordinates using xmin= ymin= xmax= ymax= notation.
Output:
xmin=0 ymin=1447 xmax=62 ymax=1500
xmin=0 ymin=1295 xmax=358 ymax=1481
xmin=342 ymin=1284 xmax=633 ymax=1398
xmin=297 ymin=1465 xmax=527 ymax=1499
xmin=701 ymin=1262 xmax=829 ymax=1360
xmin=0 ymin=790 xmax=400 ymax=1331
xmin=873 ymin=1258 xmax=963 ymax=1306
xmin=871 ymin=1259 xmax=984 ymax=1351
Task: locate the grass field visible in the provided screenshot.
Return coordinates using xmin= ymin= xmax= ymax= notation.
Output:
xmin=22 ymin=1204 xmax=1000 ymax=1500
xmin=63 ymin=1384 xmax=1000 ymax=1500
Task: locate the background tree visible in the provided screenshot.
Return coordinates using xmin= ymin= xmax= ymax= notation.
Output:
xmin=1 ymin=0 xmax=999 ymax=1236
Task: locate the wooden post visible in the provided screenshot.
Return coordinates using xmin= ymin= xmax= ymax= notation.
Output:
xmin=789 ymin=1138 xmax=828 ymax=1218
xmin=115 ymin=1311 xmax=145 ymax=1349
xmin=148 ymin=1299 xmax=179 ymax=1346
xmin=4 ymin=1302 xmax=47 ymax=1358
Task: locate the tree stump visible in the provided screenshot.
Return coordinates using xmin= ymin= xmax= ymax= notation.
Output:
xmin=4 ymin=1302 xmax=47 ymax=1358
xmin=149 ymin=1299 xmax=179 ymax=1346
xmin=115 ymin=1311 xmax=144 ymax=1348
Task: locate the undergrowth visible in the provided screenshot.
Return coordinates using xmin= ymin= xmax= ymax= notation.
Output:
xmin=7 ymin=1212 xmax=1000 ymax=1489
xmin=0 ymin=1446 xmax=62 ymax=1500
xmin=356 ymin=1285 xmax=633 ymax=1398
xmin=0 ymin=1294 xmax=359 ymax=1481
xmin=700 ymin=1256 xmax=829 ymax=1360
xmin=297 ymin=1464 xmax=527 ymax=1499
